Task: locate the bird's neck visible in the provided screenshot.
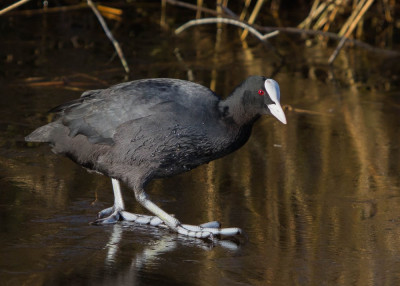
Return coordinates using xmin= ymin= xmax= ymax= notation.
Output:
xmin=218 ymin=91 xmax=261 ymax=127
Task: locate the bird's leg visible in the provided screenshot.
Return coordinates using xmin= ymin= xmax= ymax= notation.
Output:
xmin=94 ymin=179 xmax=240 ymax=238
xmin=94 ymin=179 xmax=173 ymax=226
xmin=93 ymin=178 xmax=125 ymax=224
xmin=133 ymin=184 xmax=242 ymax=239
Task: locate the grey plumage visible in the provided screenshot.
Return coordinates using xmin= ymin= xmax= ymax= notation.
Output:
xmin=25 ymin=76 xmax=286 ymax=238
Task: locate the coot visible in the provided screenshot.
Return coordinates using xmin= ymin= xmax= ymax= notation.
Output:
xmin=26 ymin=76 xmax=286 ymax=239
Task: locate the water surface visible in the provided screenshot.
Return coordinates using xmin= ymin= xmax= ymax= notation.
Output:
xmin=1 ymin=3 xmax=400 ymax=286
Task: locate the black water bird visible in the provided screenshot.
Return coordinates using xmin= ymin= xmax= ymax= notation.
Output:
xmin=26 ymin=76 xmax=287 ymax=239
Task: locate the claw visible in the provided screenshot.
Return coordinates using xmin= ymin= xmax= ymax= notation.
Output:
xmin=218 ymin=227 xmax=242 ymax=236
xmin=92 ymin=210 xmax=121 ymax=225
xmin=199 ymin=221 xmax=221 ymax=228
xmin=97 ymin=206 xmax=114 ymax=219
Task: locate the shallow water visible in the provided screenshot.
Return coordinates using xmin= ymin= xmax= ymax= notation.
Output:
xmin=1 ymin=3 xmax=400 ymax=286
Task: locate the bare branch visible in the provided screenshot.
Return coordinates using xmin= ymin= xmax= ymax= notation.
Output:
xmin=328 ymin=0 xmax=375 ymax=64
xmin=0 ymin=0 xmax=31 ymax=16
xmin=175 ymin=17 xmax=279 ymax=42
xmin=240 ymin=0 xmax=265 ymax=40
xmin=87 ymin=0 xmax=130 ymax=74
xmin=165 ymin=0 xmax=221 ymax=17
xmin=166 ymin=0 xmax=398 ymax=59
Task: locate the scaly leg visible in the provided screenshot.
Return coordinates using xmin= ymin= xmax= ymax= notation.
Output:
xmin=133 ymin=183 xmax=242 ymax=239
xmin=94 ymin=179 xmax=241 ymax=239
xmin=93 ymin=179 xmax=215 ymax=228
xmin=94 ymin=179 xmax=167 ymax=225
xmin=93 ymin=178 xmax=125 ymax=224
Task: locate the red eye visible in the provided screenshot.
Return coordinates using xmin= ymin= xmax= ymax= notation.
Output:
xmin=258 ymin=89 xmax=264 ymax=96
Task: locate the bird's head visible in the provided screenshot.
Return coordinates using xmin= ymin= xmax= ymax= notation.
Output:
xmin=241 ymin=76 xmax=287 ymax=124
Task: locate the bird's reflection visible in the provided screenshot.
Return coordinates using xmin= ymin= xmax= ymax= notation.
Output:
xmin=104 ymin=222 xmax=241 ymax=267
xmin=104 ymin=224 xmax=124 ymax=265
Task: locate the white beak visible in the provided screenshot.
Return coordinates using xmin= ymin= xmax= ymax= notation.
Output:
xmin=265 ymin=79 xmax=287 ymax=125
xmin=267 ymin=103 xmax=287 ymax=124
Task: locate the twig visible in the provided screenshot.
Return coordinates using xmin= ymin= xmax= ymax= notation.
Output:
xmin=167 ymin=0 xmax=398 ymax=57
xmin=87 ymin=0 xmax=130 ymax=73
xmin=338 ymin=0 xmax=367 ymax=36
xmin=175 ymin=18 xmax=279 ymax=42
xmin=312 ymin=2 xmax=335 ymax=31
xmin=220 ymin=5 xmax=237 ymax=17
xmin=174 ymin=48 xmax=194 ymax=81
xmin=327 ymin=37 xmax=347 ymax=64
xmin=217 ymin=3 xmax=281 ymax=57
xmin=239 ymin=0 xmax=252 ymax=21
xmin=298 ymin=0 xmax=323 ymax=29
xmin=241 ymin=0 xmax=265 ymax=40
xmin=166 ymin=0 xmax=222 ymax=17
xmin=342 ymin=0 xmax=375 ymax=39
xmin=323 ymin=0 xmax=343 ymax=32
xmin=0 ymin=0 xmax=31 ymax=16
xmin=96 ymin=5 xmax=123 ymax=16
xmin=196 ymin=0 xmax=203 ymax=19
xmin=283 ymin=105 xmax=333 ymax=116
xmin=258 ymin=26 xmax=398 ymax=57
xmin=166 ymin=0 xmax=349 ymax=42
xmin=160 ymin=0 xmax=167 ymax=27
xmin=328 ymin=0 xmax=375 ymax=64
xmin=2 ymin=3 xmax=88 ymax=16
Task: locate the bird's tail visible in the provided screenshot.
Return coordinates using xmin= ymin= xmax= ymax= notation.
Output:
xmin=25 ymin=123 xmax=57 ymax=143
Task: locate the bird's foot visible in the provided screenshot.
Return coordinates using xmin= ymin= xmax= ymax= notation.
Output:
xmin=92 ymin=205 xmax=168 ymax=226
xmin=91 ymin=206 xmax=121 ymax=225
xmin=120 ymin=211 xmax=166 ymax=226
xmin=93 ymin=207 xmax=242 ymax=240
xmin=174 ymin=222 xmax=242 ymax=240
xmin=122 ymin=212 xmax=242 ymax=239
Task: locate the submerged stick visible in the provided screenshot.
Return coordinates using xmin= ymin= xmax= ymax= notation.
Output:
xmin=175 ymin=17 xmax=279 ymax=42
xmin=87 ymin=0 xmax=129 ymax=73
xmin=0 ymin=0 xmax=31 ymax=16
xmin=283 ymin=105 xmax=333 ymax=116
